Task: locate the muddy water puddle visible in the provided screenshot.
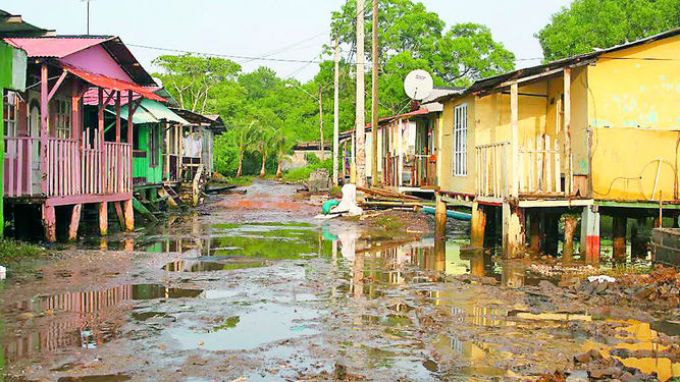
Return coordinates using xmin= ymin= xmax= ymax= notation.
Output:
xmin=2 ymin=182 xmax=680 ymax=381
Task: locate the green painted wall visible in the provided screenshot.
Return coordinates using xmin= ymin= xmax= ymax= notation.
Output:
xmin=0 ymin=42 xmax=27 ymax=235
xmin=133 ymin=123 xmax=163 ymax=186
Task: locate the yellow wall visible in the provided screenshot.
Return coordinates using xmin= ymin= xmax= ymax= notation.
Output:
xmin=589 ymin=35 xmax=680 ymax=201
xmin=439 ymin=94 xmax=476 ymax=193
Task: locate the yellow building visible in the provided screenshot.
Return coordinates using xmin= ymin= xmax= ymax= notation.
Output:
xmin=434 ymin=29 xmax=680 ymax=260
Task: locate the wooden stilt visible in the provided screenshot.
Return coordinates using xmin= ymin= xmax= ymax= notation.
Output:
xmin=42 ymin=205 xmax=56 ymax=242
xmin=612 ymin=215 xmax=627 ymax=263
xmin=528 ymin=212 xmax=541 ymax=254
xmin=563 ymin=214 xmax=578 ymax=262
xmin=114 ymin=201 xmax=125 ymax=230
xmin=631 ymin=218 xmax=647 ymax=259
xmin=470 ymin=201 xmax=486 ymax=249
xmin=544 ymin=215 xmax=559 ymax=256
xmin=99 ymin=202 xmax=108 ymax=236
xmin=502 ymin=202 xmax=525 ymax=259
xmin=469 ymin=251 xmax=485 ymax=277
xmin=434 ymin=192 xmax=447 ymax=240
xmin=68 ymin=204 xmax=82 ymax=241
xmin=123 ymin=199 xmax=134 ymax=232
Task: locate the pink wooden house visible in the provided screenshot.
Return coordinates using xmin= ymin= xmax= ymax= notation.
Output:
xmin=3 ymin=36 xmax=164 ymax=241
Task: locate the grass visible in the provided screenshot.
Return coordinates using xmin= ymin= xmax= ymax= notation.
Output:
xmin=0 ymin=240 xmax=45 ymax=264
xmin=223 ymin=175 xmax=255 ymax=187
xmin=282 ymin=167 xmax=316 ymax=183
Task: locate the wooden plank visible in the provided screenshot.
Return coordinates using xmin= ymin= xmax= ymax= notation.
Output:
xmin=510 ymin=82 xmax=519 ymax=198
xmin=545 ymin=136 xmax=552 ymax=193
xmin=563 ymin=67 xmax=572 ymax=196
xmin=40 ymin=64 xmax=49 ymax=196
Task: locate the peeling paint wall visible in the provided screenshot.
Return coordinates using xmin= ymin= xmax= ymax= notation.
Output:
xmin=588 ymin=35 xmax=680 ymax=201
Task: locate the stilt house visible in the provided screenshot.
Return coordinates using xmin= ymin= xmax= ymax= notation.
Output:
xmin=434 ymin=29 xmax=680 ymax=260
xmin=3 ymin=36 xmax=164 ymax=241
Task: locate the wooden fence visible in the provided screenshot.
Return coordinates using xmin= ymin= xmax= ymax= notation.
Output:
xmin=4 ymin=131 xmax=131 ymax=198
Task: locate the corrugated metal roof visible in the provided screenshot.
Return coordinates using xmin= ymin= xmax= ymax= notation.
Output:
xmin=140 ymin=100 xmax=188 ymax=125
xmin=4 ymin=36 xmax=112 ymax=58
xmin=108 ymin=105 xmax=158 ymax=124
xmin=435 ymin=27 xmax=680 ymax=103
xmin=66 ymin=66 xmax=165 ymax=102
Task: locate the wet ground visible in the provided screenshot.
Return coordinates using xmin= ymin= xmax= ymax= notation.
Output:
xmin=1 ymin=180 xmax=679 ymax=381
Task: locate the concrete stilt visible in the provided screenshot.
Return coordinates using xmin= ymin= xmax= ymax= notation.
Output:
xmin=99 ymin=202 xmax=108 ymax=236
xmin=528 ymin=212 xmax=541 ymax=254
xmin=42 ymin=205 xmax=56 ymax=243
xmin=434 ymin=192 xmax=447 ymax=240
xmin=502 ymin=202 xmax=525 ymax=259
xmin=123 ymin=199 xmax=134 ymax=232
xmin=580 ymin=206 xmax=601 ymax=263
xmin=612 ymin=215 xmax=627 ymax=263
xmin=68 ymin=204 xmax=82 ymax=241
xmin=563 ymin=214 xmax=578 ymax=261
xmin=470 ymin=201 xmax=487 ymax=249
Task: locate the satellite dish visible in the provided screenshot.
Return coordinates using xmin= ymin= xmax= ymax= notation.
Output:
xmin=152 ymin=76 xmax=163 ymax=88
xmin=404 ymin=70 xmax=433 ymax=101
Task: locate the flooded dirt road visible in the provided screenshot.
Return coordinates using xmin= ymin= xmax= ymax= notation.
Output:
xmin=2 ymin=180 xmax=680 ymax=381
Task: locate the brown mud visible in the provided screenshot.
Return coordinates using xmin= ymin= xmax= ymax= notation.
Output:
xmin=1 ymin=180 xmax=679 ymax=381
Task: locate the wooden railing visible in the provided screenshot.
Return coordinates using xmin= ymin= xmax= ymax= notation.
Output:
xmin=4 ymin=136 xmax=38 ymax=197
xmin=412 ymin=154 xmax=436 ymax=187
xmin=4 ymin=133 xmax=132 ymax=198
xmin=476 ymin=136 xmax=566 ymax=199
xmin=518 ymin=135 xmax=562 ymax=196
xmin=476 ymin=142 xmax=510 ymax=198
xmin=383 ymin=155 xmax=399 ymax=187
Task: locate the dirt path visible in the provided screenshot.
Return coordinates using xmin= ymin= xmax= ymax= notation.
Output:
xmin=1 ymin=180 xmax=678 ymax=381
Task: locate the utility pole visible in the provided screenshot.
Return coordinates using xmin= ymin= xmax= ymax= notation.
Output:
xmin=370 ymin=0 xmax=379 ymax=187
xmin=84 ymin=0 xmax=92 ymax=35
xmin=333 ymin=38 xmax=340 ymax=186
xmin=318 ymin=86 xmax=325 ymax=160
xmin=355 ymin=0 xmax=366 ymax=187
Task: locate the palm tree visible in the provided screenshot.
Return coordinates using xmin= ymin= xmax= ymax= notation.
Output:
xmin=272 ymin=132 xmax=292 ymax=178
xmin=254 ymin=126 xmax=275 ymax=178
xmin=235 ymin=121 xmax=256 ymax=177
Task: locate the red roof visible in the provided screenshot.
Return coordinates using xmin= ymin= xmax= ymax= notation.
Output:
xmin=66 ymin=66 xmax=165 ymax=103
xmin=4 ymin=36 xmax=113 ymax=58
xmin=367 ymin=108 xmax=432 ymax=128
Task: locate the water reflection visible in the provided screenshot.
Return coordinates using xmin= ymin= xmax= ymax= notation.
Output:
xmin=4 ymin=284 xmax=202 ymax=362
xmin=583 ymin=320 xmax=680 ymax=382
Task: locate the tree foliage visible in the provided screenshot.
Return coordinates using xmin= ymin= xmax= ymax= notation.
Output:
xmin=330 ymin=0 xmax=515 ymax=113
xmin=537 ymin=0 xmax=680 ymax=61
xmin=156 ymin=0 xmax=516 ymax=178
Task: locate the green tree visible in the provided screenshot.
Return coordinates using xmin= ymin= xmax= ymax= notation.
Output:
xmin=537 ymin=0 xmax=680 ymax=61
xmin=153 ymin=55 xmax=241 ymax=112
xmin=234 ymin=121 xmax=257 ymax=177
xmin=330 ymin=0 xmax=515 ymax=114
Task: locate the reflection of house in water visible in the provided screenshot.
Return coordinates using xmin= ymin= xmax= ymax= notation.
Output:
xmin=583 ymin=320 xmax=680 ymax=382
xmin=4 ymin=284 xmax=199 ymax=362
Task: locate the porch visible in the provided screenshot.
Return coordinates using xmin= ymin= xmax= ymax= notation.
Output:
xmin=3 ymin=62 xmax=164 ymax=241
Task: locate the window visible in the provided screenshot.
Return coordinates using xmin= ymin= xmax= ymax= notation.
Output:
xmin=54 ymin=99 xmax=71 ymax=139
xmin=3 ymin=91 xmax=18 ymax=138
xmin=453 ymin=104 xmax=468 ymax=176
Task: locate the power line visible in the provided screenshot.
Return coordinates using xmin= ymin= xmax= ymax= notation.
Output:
xmin=129 ymin=43 xmax=330 ymax=64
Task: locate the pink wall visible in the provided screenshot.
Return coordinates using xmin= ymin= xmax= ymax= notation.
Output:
xmin=61 ymin=45 xmax=132 ymax=82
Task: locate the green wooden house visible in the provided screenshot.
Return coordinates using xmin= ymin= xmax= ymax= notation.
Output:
xmin=116 ymin=99 xmax=187 ymax=207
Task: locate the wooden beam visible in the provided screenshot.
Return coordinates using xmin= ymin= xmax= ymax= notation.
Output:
xmin=40 ymin=64 xmax=49 ymax=195
xmin=115 ymin=92 xmax=121 ymax=143
xmin=563 ymin=67 xmax=572 ymax=196
xmin=47 ymin=70 xmax=68 ymax=102
xmin=510 ymin=82 xmax=519 ymax=198
xmin=68 ymin=204 xmax=82 ymax=241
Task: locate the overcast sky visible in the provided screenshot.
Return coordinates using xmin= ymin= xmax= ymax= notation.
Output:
xmin=4 ymin=0 xmax=572 ymax=81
